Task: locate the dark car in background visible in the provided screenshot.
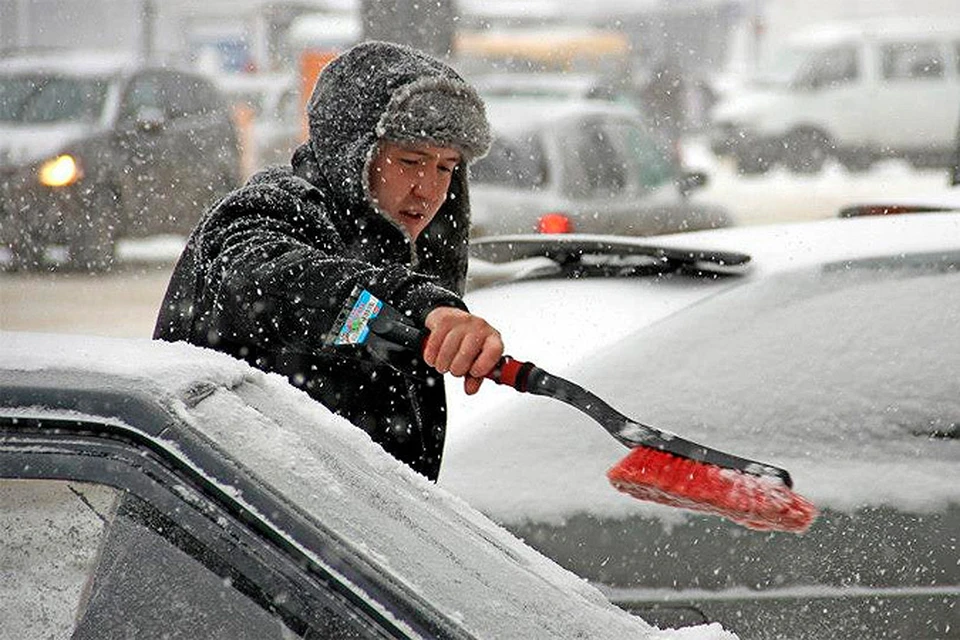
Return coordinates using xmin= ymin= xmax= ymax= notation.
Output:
xmin=0 ymin=50 xmax=241 ymax=271
xmin=467 ymin=97 xmax=731 ymax=238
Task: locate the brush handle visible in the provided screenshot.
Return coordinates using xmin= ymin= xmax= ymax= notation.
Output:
xmin=359 ymin=296 xmax=794 ymax=487
xmin=486 ymin=356 xmax=794 ymax=488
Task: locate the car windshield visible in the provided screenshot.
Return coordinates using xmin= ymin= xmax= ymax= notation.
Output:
xmin=469 ymin=132 xmax=548 ymax=188
xmin=606 ymin=252 xmax=960 ymax=447
xmin=0 ymin=74 xmax=110 ymax=123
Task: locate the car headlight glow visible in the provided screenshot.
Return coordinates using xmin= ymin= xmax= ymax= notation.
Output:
xmin=38 ymin=154 xmax=82 ymax=187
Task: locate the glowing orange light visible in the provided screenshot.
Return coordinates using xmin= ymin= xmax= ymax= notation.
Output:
xmin=538 ymin=213 xmax=573 ymax=234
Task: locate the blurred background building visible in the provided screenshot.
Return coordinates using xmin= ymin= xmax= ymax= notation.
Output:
xmin=3 ymin=0 xmax=955 ymax=169
xmin=3 ymin=0 xmax=958 ymax=84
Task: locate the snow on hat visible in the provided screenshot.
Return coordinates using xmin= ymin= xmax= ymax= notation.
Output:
xmin=376 ymin=76 xmax=491 ymax=162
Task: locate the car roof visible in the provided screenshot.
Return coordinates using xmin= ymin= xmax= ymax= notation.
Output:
xmin=0 ymin=333 xmax=665 ymax=639
xmin=473 ymin=71 xmax=618 ymax=97
xmin=481 ymin=96 xmax=642 ymax=136
xmin=789 ymin=18 xmax=960 ymax=47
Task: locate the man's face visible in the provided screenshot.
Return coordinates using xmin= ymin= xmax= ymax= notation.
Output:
xmin=368 ymin=141 xmax=461 ymax=240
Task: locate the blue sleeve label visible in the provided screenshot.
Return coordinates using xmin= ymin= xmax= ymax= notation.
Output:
xmin=332 ymin=289 xmax=383 ymax=345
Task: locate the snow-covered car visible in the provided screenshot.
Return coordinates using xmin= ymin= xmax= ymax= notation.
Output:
xmin=0 ymin=333 xmax=734 ymax=640
xmin=442 ymin=213 xmax=960 ymax=637
xmin=0 ymin=50 xmax=241 ymax=271
xmin=467 ymin=97 xmax=731 ymax=238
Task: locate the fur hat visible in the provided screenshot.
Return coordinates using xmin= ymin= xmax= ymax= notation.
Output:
xmin=376 ymin=76 xmax=491 ymax=162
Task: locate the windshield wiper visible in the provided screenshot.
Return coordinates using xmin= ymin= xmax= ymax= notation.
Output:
xmin=468 ymin=236 xmax=751 ymax=286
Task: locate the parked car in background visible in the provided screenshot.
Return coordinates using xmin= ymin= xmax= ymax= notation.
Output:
xmin=212 ymin=71 xmax=304 ymax=171
xmin=710 ymin=19 xmax=960 ymax=175
xmin=443 ymin=213 xmax=960 ymax=638
xmin=468 ymin=97 xmax=731 ymax=238
xmin=0 ymin=50 xmax=241 ymax=271
xmin=0 ymin=333 xmax=728 ymax=640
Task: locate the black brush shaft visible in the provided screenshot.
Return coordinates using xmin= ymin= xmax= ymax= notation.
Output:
xmin=520 ymin=365 xmax=793 ymax=487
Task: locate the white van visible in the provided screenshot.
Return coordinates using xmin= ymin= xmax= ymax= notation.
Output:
xmin=710 ymin=19 xmax=960 ymax=174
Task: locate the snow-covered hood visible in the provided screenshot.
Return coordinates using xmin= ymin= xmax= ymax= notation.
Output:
xmin=0 ymin=122 xmax=95 ymax=169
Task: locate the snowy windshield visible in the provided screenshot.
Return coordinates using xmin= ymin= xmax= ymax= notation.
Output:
xmin=0 ymin=74 xmax=109 ymax=123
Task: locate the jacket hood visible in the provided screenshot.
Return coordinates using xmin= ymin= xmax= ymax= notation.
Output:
xmin=294 ymin=41 xmax=490 ymax=295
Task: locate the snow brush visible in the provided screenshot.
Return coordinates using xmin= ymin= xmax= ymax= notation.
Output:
xmin=326 ymin=288 xmax=818 ymax=534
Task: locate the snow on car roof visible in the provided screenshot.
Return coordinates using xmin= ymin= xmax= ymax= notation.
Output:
xmin=0 ymin=332 xmax=732 ymax=639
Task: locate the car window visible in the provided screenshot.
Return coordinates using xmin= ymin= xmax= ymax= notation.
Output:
xmin=881 ymin=41 xmax=945 ymax=80
xmin=469 ymin=133 xmax=548 ymax=188
xmin=162 ymin=72 xmax=222 ymax=119
xmin=606 ymin=121 xmax=675 ymax=190
xmin=794 ymin=45 xmax=859 ymax=89
xmin=565 ymin=120 xmax=628 ymax=198
xmin=120 ymin=72 xmax=164 ymax=119
xmin=0 ymin=74 xmax=109 ymax=123
xmin=0 ymin=478 xmax=304 ymax=639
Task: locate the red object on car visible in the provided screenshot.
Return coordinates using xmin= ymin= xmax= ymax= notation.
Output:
xmin=538 ymin=213 xmax=573 ymax=234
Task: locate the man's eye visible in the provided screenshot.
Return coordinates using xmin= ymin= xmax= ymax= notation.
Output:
xmin=399 ymin=157 xmax=421 ymax=166
xmin=439 ymin=164 xmax=456 ymax=174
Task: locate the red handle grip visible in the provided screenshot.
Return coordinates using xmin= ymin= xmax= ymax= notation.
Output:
xmin=485 ymin=356 xmax=536 ymax=392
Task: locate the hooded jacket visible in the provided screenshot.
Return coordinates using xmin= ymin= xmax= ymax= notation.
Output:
xmin=154 ymin=41 xmax=491 ymax=480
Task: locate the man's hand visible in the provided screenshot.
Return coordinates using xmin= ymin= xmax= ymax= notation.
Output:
xmin=423 ymin=307 xmax=504 ymax=395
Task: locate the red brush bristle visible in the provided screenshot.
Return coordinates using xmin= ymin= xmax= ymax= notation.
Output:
xmin=607 ymin=446 xmax=817 ymax=533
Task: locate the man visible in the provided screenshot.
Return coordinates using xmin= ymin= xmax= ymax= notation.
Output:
xmin=154 ymin=41 xmax=502 ymax=481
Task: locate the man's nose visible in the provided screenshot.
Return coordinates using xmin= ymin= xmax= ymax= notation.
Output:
xmin=412 ymin=169 xmax=445 ymax=202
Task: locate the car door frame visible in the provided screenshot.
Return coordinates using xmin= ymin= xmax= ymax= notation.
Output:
xmin=0 ymin=374 xmax=474 ymax=640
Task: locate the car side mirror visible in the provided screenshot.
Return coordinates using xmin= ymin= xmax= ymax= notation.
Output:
xmin=677 ymin=171 xmax=708 ymax=198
